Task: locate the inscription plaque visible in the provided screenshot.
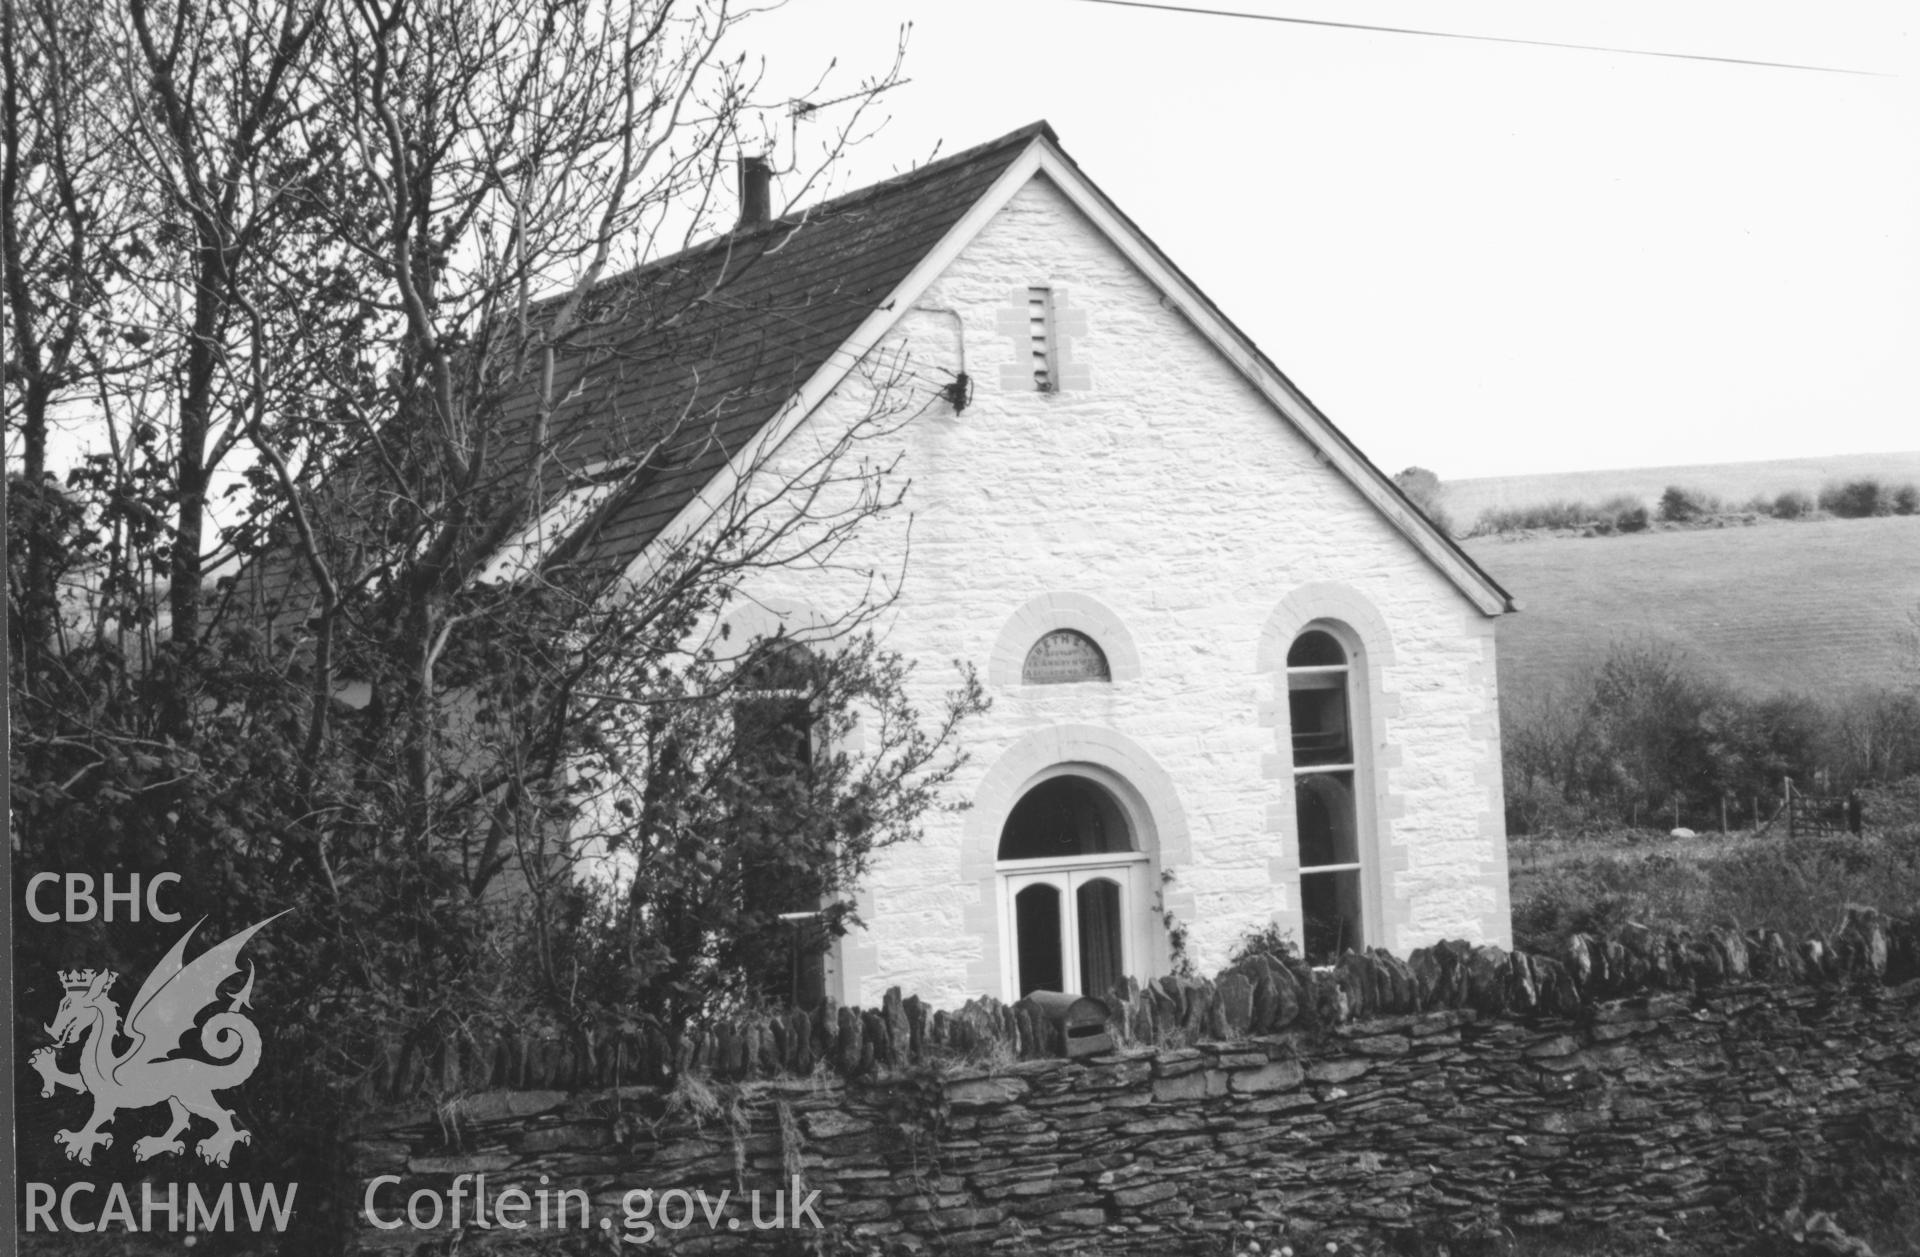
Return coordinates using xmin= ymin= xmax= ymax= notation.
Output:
xmin=1022 ymin=630 xmax=1110 ymax=685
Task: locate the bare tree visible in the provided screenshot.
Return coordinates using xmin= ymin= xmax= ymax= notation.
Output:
xmin=9 ymin=0 xmax=974 ymax=1070
xmin=1 ymin=0 xmax=146 ymax=656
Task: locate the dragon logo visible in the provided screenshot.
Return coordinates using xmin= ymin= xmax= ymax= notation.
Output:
xmin=30 ymin=912 xmax=286 ymax=1167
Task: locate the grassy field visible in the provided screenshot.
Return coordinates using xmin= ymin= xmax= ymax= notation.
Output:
xmin=1509 ymin=820 xmax=1920 ymax=947
xmin=1463 ymin=514 xmax=1920 ymax=698
xmin=1442 ymin=449 xmax=1920 ymax=524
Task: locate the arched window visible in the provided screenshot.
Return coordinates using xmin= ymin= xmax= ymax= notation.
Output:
xmin=1288 ymin=628 xmax=1367 ymax=963
xmin=997 ymin=773 xmax=1146 ymax=999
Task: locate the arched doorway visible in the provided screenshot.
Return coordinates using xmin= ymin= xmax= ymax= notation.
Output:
xmin=997 ymin=774 xmax=1148 ymax=1000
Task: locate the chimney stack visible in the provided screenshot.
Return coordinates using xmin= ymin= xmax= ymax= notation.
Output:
xmin=738 ymin=155 xmax=771 ymax=228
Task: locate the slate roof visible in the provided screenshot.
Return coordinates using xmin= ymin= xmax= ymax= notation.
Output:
xmin=528 ymin=121 xmax=1054 ymax=580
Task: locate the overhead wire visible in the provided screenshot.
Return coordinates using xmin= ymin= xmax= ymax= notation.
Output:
xmin=1058 ymin=0 xmax=1888 ymax=77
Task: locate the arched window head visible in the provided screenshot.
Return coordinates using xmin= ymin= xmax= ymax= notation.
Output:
xmin=738 ymin=638 xmax=814 ymax=692
xmin=1286 ymin=629 xmax=1347 ymax=669
xmin=998 ymin=776 xmax=1132 ymax=861
xmin=1023 ymin=630 xmax=1110 ymax=685
xmin=733 ymin=639 xmax=815 ymax=771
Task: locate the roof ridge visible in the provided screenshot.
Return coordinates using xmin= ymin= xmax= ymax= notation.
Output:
xmin=769 ymin=119 xmax=1055 ymax=226
xmin=563 ymin=120 xmax=1055 ymax=302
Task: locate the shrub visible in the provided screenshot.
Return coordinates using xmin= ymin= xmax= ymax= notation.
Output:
xmin=1861 ymin=776 xmax=1920 ymax=835
xmin=1771 ymin=489 xmax=1814 ymax=519
xmin=1820 ymin=478 xmax=1889 ymax=518
xmin=1510 ymin=865 xmax=1638 ymax=953
xmin=1510 ymin=820 xmax=1920 ymax=950
xmin=1229 ymin=920 xmax=1301 ymax=966
xmin=1607 ymin=499 xmax=1649 ymax=533
xmin=1393 ymin=466 xmax=1456 ymax=537
xmin=1895 ymin=482 xmax=1920 ymax=515
xmin=1473 ymin=500 xmax=1583 ymax=534
xmin=1470 ymin=496 xmax=1648 ymax=537
xmin=1504 ymin=781 xmax=1611 ymax=840
xmin=1658 ymin=484 xmax=1719 ymax=523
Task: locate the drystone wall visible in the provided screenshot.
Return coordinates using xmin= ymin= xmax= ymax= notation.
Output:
xmin=346 ymin=913 xmax=1920 ymax=1253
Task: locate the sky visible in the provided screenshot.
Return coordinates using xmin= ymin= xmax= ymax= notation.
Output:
xmin=734 ymin=0 xmax=1920 ymax=480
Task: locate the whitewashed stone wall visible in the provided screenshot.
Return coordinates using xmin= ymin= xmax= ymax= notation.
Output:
xmin=676 ymin=173 xmax=1510 ymax=1007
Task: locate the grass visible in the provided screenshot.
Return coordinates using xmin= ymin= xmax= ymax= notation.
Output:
xmin=1510 ymin=826 xmax=1920 ymax=951
xmin=1462 ymin=514 xmax=1920 ymax=698
xmin=1509 ymin=778 xmax=1920 ymax=950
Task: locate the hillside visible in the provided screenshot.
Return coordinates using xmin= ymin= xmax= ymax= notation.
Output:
xmin=1443 ymin=450 xmax=1920 ymax=526
xmin=1464 ymin=514 xmax=1920 ymax=698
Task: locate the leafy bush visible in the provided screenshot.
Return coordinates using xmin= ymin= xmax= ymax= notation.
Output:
xmin=1812 ymin=478 xmax=1917 ymax=517
xmin=1820 ymin=478 xmax=1890 ymax=518
xmin=1510 ymin=866 xmax=1639 ymax=952
xmin=1658 ymin=484 xmax=1720 ymax=523
xmin=1861 ymin=776 xmax=1920 ymax=833
xmin=1473 ymin=499 xmax=1584 ymax=534
xmin=1603 ymin=495 xmax=1650 ymax=533
xmin=1770 ymin=489 xmax=1814 ymax=519
xmin=1229 ymin=920 xmax=1301 ymax=966
xmin=1471 ymin=496 xmax=1649 ymax=537
xmin=1393 ymin=466 xmax=1456 ymax=536
xmin=1501 ymin=634 xmax=1920 ymax=836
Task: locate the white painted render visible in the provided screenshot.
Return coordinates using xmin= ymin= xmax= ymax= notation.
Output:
xmin=660 ymin=171 xmax=1511 ymax=1008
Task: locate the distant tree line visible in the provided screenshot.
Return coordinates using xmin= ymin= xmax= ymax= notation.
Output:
xmin=1502 ymin=633 xmax=1920 ymax=837
xmin=1470 ymin=477 xmax=1920 ymax=538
